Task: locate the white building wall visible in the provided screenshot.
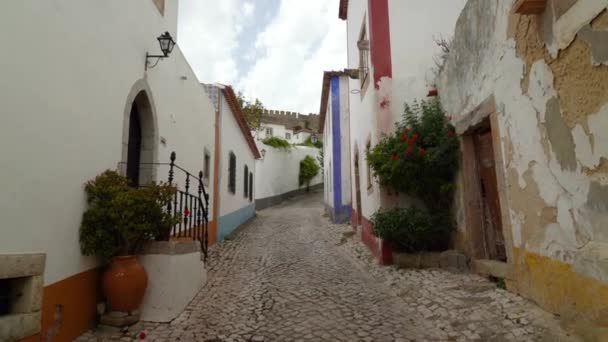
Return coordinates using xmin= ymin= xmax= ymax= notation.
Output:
xmin=218 ymin=96 xmax=256 ymax=217
xmin=346 ymin=0 xmax=382 ymax=221
xmin=387 ymin=0 xmax=466 ymax=123
xmin=339 ymin=76 xmax=352 ymax=210
xmin=324 ymin=103 xmax=335 ymax=209
xmin=0 ymin=1 xmax=215 ymax=285
xmin=255 ymin=145 xmax=323 ymax=202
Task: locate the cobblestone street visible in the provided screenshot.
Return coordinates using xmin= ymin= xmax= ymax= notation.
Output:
xmin=77 ymin=192 xmax=578 ymax=342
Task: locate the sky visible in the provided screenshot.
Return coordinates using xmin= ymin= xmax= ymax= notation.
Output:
xmin=178 ymin=0 xmax=346 ymax=114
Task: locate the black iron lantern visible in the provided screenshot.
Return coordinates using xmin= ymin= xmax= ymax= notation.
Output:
xmin=146 ymin=31 xmax=176 ymax=70
xmin=157 ymin=31 xmax=175 ymax=56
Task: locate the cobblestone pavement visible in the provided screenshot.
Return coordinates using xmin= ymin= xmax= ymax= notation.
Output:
xmin=77 ymin=192 xmax=579 ymax=342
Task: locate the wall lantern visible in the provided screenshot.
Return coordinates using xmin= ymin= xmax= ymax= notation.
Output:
xmin=261 ymin=149 xmax=267 ymax=159
xmin=145 ymin=32 xmax=176 ymax=71
xmin=311 ymin=135 xmax=318 ymax=144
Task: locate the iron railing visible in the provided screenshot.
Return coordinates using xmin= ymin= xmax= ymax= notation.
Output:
xmin=120 ymin=152 xmax=210 ymax=258
xmin=165 ymin=152 xmax=210 ymax=259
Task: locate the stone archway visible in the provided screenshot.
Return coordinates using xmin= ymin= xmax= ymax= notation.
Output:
xmin=122 ymin=80 xmax=158 ymax=185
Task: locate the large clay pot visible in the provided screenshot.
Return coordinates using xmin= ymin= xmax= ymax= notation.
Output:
xmin=102 ymin=255 xmax=148 ymax=312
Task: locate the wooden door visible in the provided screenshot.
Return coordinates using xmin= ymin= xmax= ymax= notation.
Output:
xmin=126 ymin=104 xmax=142 ymax=186
xmin=354 ymin=153 xmax=363 ymax=227
xmin=474 ymin=129 xmax=506 ymax=261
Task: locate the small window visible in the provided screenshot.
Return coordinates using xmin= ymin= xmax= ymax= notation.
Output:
xmin=203 ymin=150 xmax=211 ymax=184
xmin=265 ymin=127 xmax=274 ymax=137
xmin=244 ymin=165 xmax=249 ymax=197
xmin=249 ymin=172 xmax=253 ymax=202
xmin=358 ymin=19 xmax=370 ymax=92
xmin=366 ymin=141 xmax=373 ymax=190
xmin=286 ymin=132 xmax=292 ymax=140
xmin=228 ymin=152 xmax=236 ymax=194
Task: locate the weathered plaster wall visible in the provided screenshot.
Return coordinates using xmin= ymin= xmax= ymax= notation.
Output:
xmin=438 ymin=0 xmax=608 ymax=336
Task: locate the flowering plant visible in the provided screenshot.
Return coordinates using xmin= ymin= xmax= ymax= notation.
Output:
xmin=366 ymin=99 xmax=459 ymax=243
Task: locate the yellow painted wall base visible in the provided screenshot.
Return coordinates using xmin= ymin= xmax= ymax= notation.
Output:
xmin=19 ymin=268 xmax=100 ymax=342
xmin=511 ymin=248 xmax=608 ymax=341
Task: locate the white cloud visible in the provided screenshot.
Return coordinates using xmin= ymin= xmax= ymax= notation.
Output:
xmin=178 ymin=0 xmax=241 ymax=84
xmin=243 ymin=2 xmax=255 ymax=18
xmin=238 ymin=0 xmax=346 ymax=114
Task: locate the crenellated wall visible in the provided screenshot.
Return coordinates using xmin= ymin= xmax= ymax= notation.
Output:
xmin=438 ymin=0 xmax=608 ymax=338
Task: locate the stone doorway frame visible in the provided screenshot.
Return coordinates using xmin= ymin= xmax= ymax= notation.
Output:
xmin=121 ymin=79 xmax=159 ymax=185
xmin=456 ymin=95 xmax=514 ymax=264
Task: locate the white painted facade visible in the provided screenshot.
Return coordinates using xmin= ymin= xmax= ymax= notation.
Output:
xmin=344 ymin=0 xmax=464 ymax=222
xmin=255 ymin=145 xmax=323 ymax=201
xmin=0 ymin=1 xmax=216 ymax=286
xmin=138 ymin=243 xmax=206 ymax=322
xmin=217 ymin=93 xmax=257 ymax=217
xmin=322 ymin=74 xmax=352 ymax=223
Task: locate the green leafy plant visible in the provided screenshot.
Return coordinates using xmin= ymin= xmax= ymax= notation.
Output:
xmin=262 ymin=136 xmax=292 ymax=150
xmin=79 ymin=170 xmax=180 ymax=260
xmin=299 ymin=155 xmax=320 ymax=191
xmin=366 ymin=99 xmax=459 ymax=248
xmin=237 ymin=92 xmax=265 ymax=129
xmin=371 ymin=207 xmax=450 ymax=252
xmin=298 ymin=136 xmax=323 ymax=149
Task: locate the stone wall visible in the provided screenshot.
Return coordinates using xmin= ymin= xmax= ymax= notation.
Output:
xmin=260 ymin=109 xmax=320 ymax=132
xmin=438 ymin=0 xmax=608 ymax=338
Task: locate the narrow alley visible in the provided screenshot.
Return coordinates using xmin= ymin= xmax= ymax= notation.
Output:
xmin=77 ymin=192 xmax=575 ymax=342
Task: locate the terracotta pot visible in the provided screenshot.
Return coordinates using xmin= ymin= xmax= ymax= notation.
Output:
xmin=101 ymin=255 xmax=148 ymax=312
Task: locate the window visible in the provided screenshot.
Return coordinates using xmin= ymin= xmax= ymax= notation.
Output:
xmin=285 ymin=132 xmax=292 ymax=140
xmin=244 ymin=165 xmax=249 ymax=197
xmin=265 ymin=127 xmax=274 ymax=137
xmin=366 ymin=140 xmax=373 ymax=191
xmin=203 ymin=150 xmax=211 ymax=184
xmin=228 ymin=152 xmax=236 ymax=194
xmin=249 ymin=172 xmax=253 ymax=202
xmin=358 ymin=19 xmax=370 ymax=91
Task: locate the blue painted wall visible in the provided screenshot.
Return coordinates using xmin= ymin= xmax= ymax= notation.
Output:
xmin=329 ymin=76 xmax=351 ymax=224
xmin=217 ymin=203 xmax=256 ymax=241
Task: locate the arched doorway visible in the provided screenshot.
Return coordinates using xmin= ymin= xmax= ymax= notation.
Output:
xmin=126 ymin=103 xmax=142 ymax=185
xmin=122 ymin=87 xmax=158 ymax=186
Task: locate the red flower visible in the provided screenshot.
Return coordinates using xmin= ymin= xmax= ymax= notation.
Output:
xmin=391 ymin=154 xmax=399 ymax=161
xmin=139 ymin=331 xmax=147 ymax=340
xmin=448 ymin=130 xmax=454 ymax=138
xmin=411 ymin=134 xmax=419 ymax=141
xmin=400 ymin=134 xmax=407 ymax=141
xmin=406 ymin=146 xmax=413 ymax=154
xmin=403 ymin=128 xmax=410 ymax=134
xmin=183 ymin=207 xmax=190 ymax=216
xmin=418 ymin=147 xmax=425 ymax=154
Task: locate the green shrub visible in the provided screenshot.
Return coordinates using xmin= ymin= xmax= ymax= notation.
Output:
xmin=262 ymin=136 xmax=291 ymax=149
xmin=367 ymin=99 xmax=458 ymax=212
xmin=79 ymin=170 xmax=180 ymax=260
xmin=366 ymin=99 xmax=458 ymax=249
xmin=299 ymin=155 xmax=320 ymax=190
xmin=298 ymin=136 xmax=323 ymax=149
xmin=371 ymin=207 xmax=450 ymax=252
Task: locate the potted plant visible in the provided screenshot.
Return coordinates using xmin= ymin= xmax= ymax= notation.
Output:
xmin=79 ymin=170 xmax=178 ymax=313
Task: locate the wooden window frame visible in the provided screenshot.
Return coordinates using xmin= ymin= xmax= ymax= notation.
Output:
xmin=358 ymin=17 xmax=370 ymax=97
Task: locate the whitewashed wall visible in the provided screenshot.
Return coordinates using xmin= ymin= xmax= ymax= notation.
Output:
xmin=387 ymin=0 xmax=466 ymax=123
xmin=255 ymin=145 xmax=323 ymax=201
xmin=0 ymin=1 xmax=215 ymax=286
xmin=346 ymin=0 xmax=382 ymax=220
xmin=345 ymin=0 xmax=464 ymax=221
xmin=218 ymin=95 xmax=256 ymax=217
